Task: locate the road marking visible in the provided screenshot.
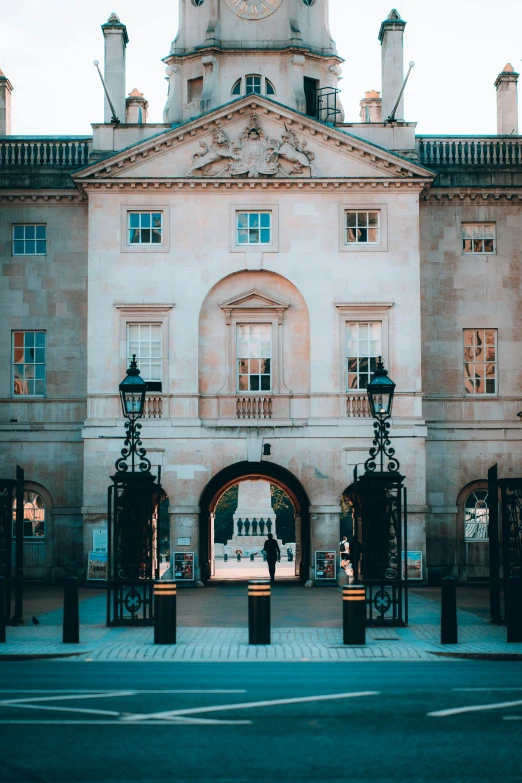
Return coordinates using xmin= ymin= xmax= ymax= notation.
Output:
xmin=429 ymin=699 xmax=522 ymax=717
xmin=1 ymin=703 xmax=121 ymax=717
xmin=453 ymin=688 xmax=522 ymax=692
xmin=123 ymin=690 xmax=380 ymax=723
xmin=503 ymin=716 xmax=522 ymax=721
xmin=0 ymin=719 xmax=252 ymax=726
xmin=0 ymin=692 xmax=137 ymax=706
xmin=0 ymin=689 xmax=246 ymax=695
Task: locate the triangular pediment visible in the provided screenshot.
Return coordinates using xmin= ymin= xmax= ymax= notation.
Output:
xmin=74 ymin=95 xmax=434 ymax=186
xmin=219 ymin=288 xmax=289 ymax=312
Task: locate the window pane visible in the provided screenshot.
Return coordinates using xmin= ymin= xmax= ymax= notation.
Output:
xmin=368 ymin=229 xmax=379 ymax=243
xmin=358 ymin=213 xmax=368 ymax=227
xmin=25 ymin=240 xmax=36 ymax=254
xmin=34 ymin=380 xmax=45 ymax=395
xmin=35 ymin=348 xmax=45 ymax=363
xmin=250 ymin=376 xmax=260 ymax=391
xmin=260 ymin=213 xmax=271 ymax=228
xmin=36 ymin=241 xmax=46 ymax=254
xmin=249 ymin=214 xmax=260 ymax=228
xmin=13 ymin=225 xmax=24 ymax=239
xmin=140 ymin=213 xmax=151 ymax=228
xmin=151 ymin=229 xmax=161 ymax=244
xmin=24 ymin=333 xmax=35 ymax=347
xmin=25 ymin=225 xmax=35 ymax=239
xmin=141 ymin=229 xmax=151 ymax=243
xmin=129 ymin=229 xmax=140 ymax=244
xmin=237 ymin=213 xmax=248 ymax=229
xmin=473 ymin=239 xmax=483 ymax=253
xmin=358 ymin=228 xmax=368 ymax=243
xmin=347 ymin=229 xmax=357 ymax=243
xmin=484 ymin=239 xmax=494 ymax=253
xmin=36 ymin=225 xmax=46 ymax=239
xmin=129 ymin=213 xmax=140 ymax=228
xmin=13 ymin=241 xmax=24 ymax=255
xmin=346 ymin=212 xmax=357 ymax=228
xmin=260 ymin=229 xmax=270 ymax=244
xmin=261 ymin=359 xmax=271 ymax=374
xmin=249 ymin=229 xmax=259 ymax=243
xmin=348 ymin=374 xmax=358 ymax=389
xmin=250 ymin=359 xmax=260 ymax=374
xmin=368 ymin=213 xmax=379 ymax=227
xmin=462 ymin=225 xmax=473 ymax=239
xmin=463 ymin=239 xmax=472 ymax=253
xmin=237 ymin=230 xmax=248 ymax=244
xmin=152 ymin=214 xmax=162 ymax=228
xmin=238 ymin=375 xmax=248 ymax=391
xmin=35 ymin=332 xmax=45 ymax=347
xmin=261 ymin=375 xmax=270 ymax=391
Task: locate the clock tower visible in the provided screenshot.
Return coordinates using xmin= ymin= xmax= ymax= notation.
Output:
xmin=163 ymin=0 xmax=343 ymax=124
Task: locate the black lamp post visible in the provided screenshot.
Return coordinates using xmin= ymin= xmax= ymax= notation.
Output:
xmin=115 ymin=355 xmax=151 ymax=474
xmin=364 ymin=357 xmax=400 ymax=473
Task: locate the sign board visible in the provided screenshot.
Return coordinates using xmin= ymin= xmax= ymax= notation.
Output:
xmin=173 ymin=551 xmax=194 ymax=581
xmin=315 ymin=551 xmax=336 ymax=581
xmin=177 ymin=537 xmax=191 ymax=547
xmin=87 ymin=551 xmax=108 ymax=581
xmin=402 ymin=551 xmax=423 ymax=580
xmin=93 ymin=529 xmax=108 ymax=553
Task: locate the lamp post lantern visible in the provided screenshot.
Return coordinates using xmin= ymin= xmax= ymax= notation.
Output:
xmin=115 ymin=355 xmax=151 ymax=474
xmin=364 ymin=357 xmax=400 ymax=473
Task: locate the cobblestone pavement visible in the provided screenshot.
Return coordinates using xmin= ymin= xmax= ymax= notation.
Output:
xmin=1 ymin=588 xmax=519 ymax=661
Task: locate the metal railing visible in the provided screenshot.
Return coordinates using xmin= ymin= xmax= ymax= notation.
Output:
xmin=236 ymin=397 xmax=273 ymax=419
xmin=0 ymin=137 xmax=91 ymax=167
xmin=346 ymin=395 xmax=371 ymax=418
xmin=417 ymin=136 xmax=522 ymax=167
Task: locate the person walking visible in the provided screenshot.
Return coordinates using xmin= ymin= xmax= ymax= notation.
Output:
xmin=263 ymin=533 xmax=280 ymax=582
xmin=340 ymin=536 xmax=350 ymax=573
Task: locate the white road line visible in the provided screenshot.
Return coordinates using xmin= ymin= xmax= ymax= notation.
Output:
xmin=0 ymin=719 xmax=252 ymax=726
xmin=428 ymin=699 xmax=522 ymax=717
xmin=123 ymin=690 xmax=380 ymax=723
xmin=2 ymin=703 xmax=121 ymax=716
xmin=0 ymin=689 xmax=247 ymax=695
xmin=453 ymin=688 xmax=522 ymax=692
xmin=503 ymin=716 xmax=522 ymax=721
xmin=0 ymin=692 xmax=136 ymax=706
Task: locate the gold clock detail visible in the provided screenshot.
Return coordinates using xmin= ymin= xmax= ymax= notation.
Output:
xmin=224 ymin=0 xmax=283 ymax=21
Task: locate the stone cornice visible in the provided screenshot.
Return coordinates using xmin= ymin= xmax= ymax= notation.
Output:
xmin=422 ymin=188 xmax=522 ymax=204
xmin=78 ymin=178 xmax=430 ymax=193
xmin=163 ymin=46 xmax=343 ymax=65
xmin=0 ymin=190 xmax=86 ymax=204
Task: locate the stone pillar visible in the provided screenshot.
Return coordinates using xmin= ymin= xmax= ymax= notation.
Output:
xmin=495 ymin=64 xmax=519 ymax=135
xmin=101 ymin=12 xmax=128 ymax=123
xmin=359 ymin=90 xmax=382 ymax=123
xmin=379 ymin=9 xmax=406 ymax=121
xmin=126 ymin=88 xmax=149 ymax=124
xmin=309 ymin=505 xmax=340 ymax=582
xmin=169 ymin=505 xmax=201 ymax=582
xmin=0 ymin=69 xmax=13 ymax=135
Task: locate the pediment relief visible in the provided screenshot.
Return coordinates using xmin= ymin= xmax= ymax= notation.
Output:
xmin=74 ymin=95 xmax=434 ymax=184
xmin=219 ymin=288 xmax=290 ymax=313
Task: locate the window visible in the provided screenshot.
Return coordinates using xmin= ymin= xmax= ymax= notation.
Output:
xmin=232 ymin=79 xmax=242 ymax=96
xmin=128 ymin=212 xmax=162 ymax=245
xmin=127 ymin=324 xmax=162 ymax=391
xmin=462 ymin=223 xmax=495 ymax=254
xmin=187 ymin=77 xmax=203 ymax=102
xmin=304 ymin=76 xmax=319 ymax=117
xmin=303 ymin=0 xmax=315 ymax=5
xmin=237 ymin=212 xmax=271 ymax=245
xmin=13 ymin=491 xmax=46 ymax=539
xmin=464 ymin=329 xmax=497 ymax=395
xmin=192 ymin=0 xmax=204 ymax=6
xmin=266 ymin=79 xmax=275 ymax=95
xmin=346 ymin=322 xmax=382 ymax=390
xmin=345 ymin=211 xmax=380 ymax=244
xmin=464 ymin=489 xmax=489 ymax=542
xmin=12 ymin=331 xmax=46 ymax=397
xmin=245 ymin=75 xmax=262 ymax=95
xmin=12 ymin=225 xmax=46 ymax=256
xmin=237 ymin=324 xmax=272 ymax=392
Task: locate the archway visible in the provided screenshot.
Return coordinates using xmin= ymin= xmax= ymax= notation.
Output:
xmin=199 ymin=461 xmax=311 ymax=582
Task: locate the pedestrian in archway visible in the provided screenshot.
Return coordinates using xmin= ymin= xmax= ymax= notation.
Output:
xmin=263 ymin=533 xmax=280 ymax=582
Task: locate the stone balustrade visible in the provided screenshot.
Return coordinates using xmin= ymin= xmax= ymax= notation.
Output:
xmin=0 ymin=137 xmax=91 ymax=167
xmin=416 ymin=136 xmax=522 ymax=167
xmin=144 ymin=396 xmax=163 ymax=419
xmin=236 ymin=396 xmax=273 ymax=419
xmin=346 ymin=394 xmax=371 ymax=418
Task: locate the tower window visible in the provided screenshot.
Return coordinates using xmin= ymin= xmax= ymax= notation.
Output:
xmin=303 ymin=0 xmax=316 ymax=5
xmin=232 ymin=79 xmax=242 ymax=96
xmin=304 ymin=76 xmax=319 ymax=117
xmin=266 ymin=79 xmax=275 ymax=95
xmin=191 ymin=0 xmax=205 ymax=6
xmin=245 ymin=75 xmax=262 ymax=95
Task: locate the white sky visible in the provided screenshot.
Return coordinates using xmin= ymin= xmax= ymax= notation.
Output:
xmin=1 ymin=0 xmax=520 ymax=136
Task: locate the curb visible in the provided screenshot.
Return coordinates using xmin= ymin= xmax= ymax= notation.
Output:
xmin=0 ymin=651 xmax=91 ymax=661
xmin=428 ymin=650 xmax=522 ymax=661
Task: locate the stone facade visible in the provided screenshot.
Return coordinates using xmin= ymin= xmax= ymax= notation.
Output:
xmin=0 ymin=2 xmax=520 ymax=584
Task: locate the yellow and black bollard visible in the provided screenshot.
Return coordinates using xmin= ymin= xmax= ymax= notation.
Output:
xmin=154 ymin=581 xmax=177 ymax=645
xmin=343 ymin=584 xmax=366 ymax=645
xmin=248 ymin=579 xmax=271 ymax=645
xmin=441 ymin=576 xmax=458 ymax=644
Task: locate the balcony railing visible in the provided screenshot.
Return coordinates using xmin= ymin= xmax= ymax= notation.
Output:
xmin=416 ymin=136 xmax=522 ymax=167
xmin=236 ymin=397 xmax=273 ymax=419
xmin=0 ymin=137 xmax=91 ymax=167
xmin=346 ymin=394 xmax=371 ymax=418
xmin=144 ymin=396 xmax=163 ymax=419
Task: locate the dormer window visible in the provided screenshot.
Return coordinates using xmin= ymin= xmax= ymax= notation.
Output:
xmin=231 ymin=76 xmax=276 ymax=97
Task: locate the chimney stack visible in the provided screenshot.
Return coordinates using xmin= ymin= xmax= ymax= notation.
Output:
xmin=0 ymin=69 xmax=13 ymax=135
xmin=495 ymin=63 xmax=519 ymax=135
xmin=126 ymin=88 xmax=149 ymax=124
xmin=359 ymin=90 xmax=382 ymax=123
xmin=379 ymin=9 xmax=406 ymax=122
xmin=101 ymin=12 xmax=128 ymax=123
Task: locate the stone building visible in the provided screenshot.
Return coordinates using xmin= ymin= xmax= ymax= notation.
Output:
xmin=0 ymin=1 xmax=520 ymax=584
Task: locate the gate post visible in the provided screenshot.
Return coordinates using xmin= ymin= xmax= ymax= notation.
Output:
xmin=507 ymin=576 xmax=522 ymax=643
xmin=488 ymin=464 xmax=502 ymax=624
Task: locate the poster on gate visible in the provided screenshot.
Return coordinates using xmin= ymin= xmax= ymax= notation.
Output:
xmin=87 ymin=551 xmax=108 ymax=582
xmin=314 ymin=551 xmax=336 ymax=581
xmin=402 ymin=551 xmax=423 ymax=580
xmin=173 ymin=552 xmax=194 ymax=581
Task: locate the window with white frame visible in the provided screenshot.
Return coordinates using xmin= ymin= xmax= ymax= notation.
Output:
xmin=127 ymin=324 xmax=162 ymax=391
xmin=12 ymin=225 xmax=47 ymax=256
xmin=12 ymin=331 xmax=46 ymax=397
xmin=13 ymin=490 xmax=46 ymax=539
xmin=464 ymin=489 xmax=489 ymax=542
xmin=346 ymin=322 xmax=382 ymax=390
xmin=237 ymin=212 xmax=271 ymax=245
xmin=128 ymin=212 xmax=162 ymax=245
xmin=237 ymin=324 xmax=272 ymax=392
xmin=345 ymin=211 xmax=380 ymax=245
xmin=462 ymin=223 xmax=495 ymax=254
xmin=464 ymin=329 xmax=497 ymax=395
xmin=231 ymin=77 xmax=275 ymax=97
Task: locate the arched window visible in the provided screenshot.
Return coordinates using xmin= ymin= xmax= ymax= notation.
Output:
xmin=464 ymin=489 xmax=489 ymax=542
xmin=303 ymin=0 xmax=316 ymax=5
xmin=13 ymin=490 xmax=46 ymax=539
xmin=231 ymin=76 xmax=276 ymax=97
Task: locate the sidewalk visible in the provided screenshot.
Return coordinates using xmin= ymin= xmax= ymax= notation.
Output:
xmin=1 ymin=586 xmax=519 ymax=662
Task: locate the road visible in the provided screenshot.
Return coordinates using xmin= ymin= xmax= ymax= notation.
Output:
xmin=1 ymin=661 xmax=521 ymax=783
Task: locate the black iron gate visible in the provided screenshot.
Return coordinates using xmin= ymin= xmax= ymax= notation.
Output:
xmin=0 ymin=466 xmax=24 ymax=624
xmin=488 ymin=463 xmax=522 ymax=623
xmin=353 ymin=469 xmax=409 ymax=626
xmin=107 ymin=470 xmax=163 ymax=626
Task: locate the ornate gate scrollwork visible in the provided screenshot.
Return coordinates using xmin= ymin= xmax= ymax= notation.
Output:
xmin=488 ymin=465 xmax=522 ymax=624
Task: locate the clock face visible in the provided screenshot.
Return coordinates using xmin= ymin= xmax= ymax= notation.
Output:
xmin=224 ymin=0 xmax=283 ymax=20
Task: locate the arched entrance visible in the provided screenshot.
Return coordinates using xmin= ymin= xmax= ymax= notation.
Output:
xmin=199 ymin=461 xmax=310 ymax=582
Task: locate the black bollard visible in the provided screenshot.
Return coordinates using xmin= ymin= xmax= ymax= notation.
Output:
xmin=343 ymin=585 xmax=366 ymax=645
xmin=248 ymin=580 xmax=271 ymax=645
xmin=224 ymin=553 xmax=228 ymax=562
xmin=507 ymin=576 xmax=522 ymax=643
xmin=237 ymin=552 xmax=241 ymax=562
xmin=441 ymin=576 xmax=458 ymax=644
xmin=154 ymin=581 xmax=177 ymax=644
xmin=63 ymin=577 xmax=79 ymax=644
xmin=0 ymin=576 xmax=6 ymax=643
xmin=250 ymin=553 xmax=255 ymax=562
